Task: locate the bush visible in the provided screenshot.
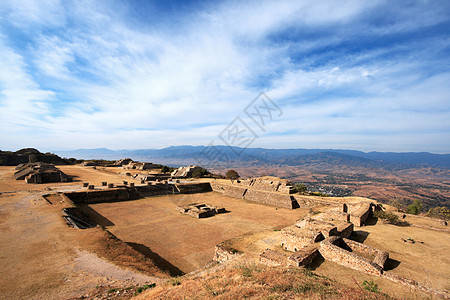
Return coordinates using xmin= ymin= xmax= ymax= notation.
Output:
xmin=406 ymin=200 xmax=423 ymax=215
xmin=309 ymin=192 xmax=329 ymax=197
xmin=373 ymin=210 xmax=409 ymax=226
xmin=426 ymin=206 xmax=450 ymax=220
xmin=192 ymin=168 xmax=209 ymax=178
xmin=135 ymin=283 xmax=156 ymax=295
xmin=362 ymin=280 xmax=380 ymax=293
xmin=161 ymin=166 xmax=170 ymax=174
xmin=293 ymin=183 xmax=308 ymax=193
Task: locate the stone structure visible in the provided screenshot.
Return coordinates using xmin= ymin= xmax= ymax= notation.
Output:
xmin=244 ymin=189 xmax=298 ymax=209
xmin=210 ymin=178 xmax=299 ymax=209
xmin=259 ymin=246 xmax=319 ymax=267
xmin=349 ymin=202 xmax=373 ymax=226
xmin=62 ymin=207 xmax=95 ymax=229
xmin=63 ymin=182 xmax=213 ymax=205
xmin=123 ymin=161 xmax=160 ymax=170
xmin=171 ymin=165 xmax=204 ymax=178
xmin=260 ymin=201 xmax=390 ymax=280
xmin=291 ymin=195 xmax=336 ymax=209
xmin=281 ymin=226 xmax=324 ymax=252
xmin=134 ymin=174 xmax=170 ymax=182
xmin=232 ymin=176 xmax=295 ymax=194
xmin=14 ymin=162 xmax=72 ymax=184
xmin=176 ymin=203 xmax=225 ymax=218
xmin=212 ymin=245 xmax=241 ymax=263
xmin=113 ymin=158 xmax=133 ymax=166
xmin=295 ymin=218 xmax=339 ymax=238
xmin=319 ymin=236 xmax=388 ymax=276
xmin=174 ymin=182 xmax=212 ymax=194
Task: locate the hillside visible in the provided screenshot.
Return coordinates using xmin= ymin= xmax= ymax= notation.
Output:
xmin=54 ymin=146 xmax=450 ymax=168
xmin=137 ymin=261 xmax=387 ymax=299
xmin=0 ymin=148 xmax=70 ymax=166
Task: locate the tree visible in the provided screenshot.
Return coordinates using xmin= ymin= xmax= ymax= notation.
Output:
xmin=293 ymin=183 xmax=308 ymax=194
xmin=161 ymin=166 xmax=170 ymax=174
xmin=226 ymin=170 xmax=239 ymax=181
xmin=406 ymin=200 xmax=423 ymax=215
xmin=191 ymin=168 xmax=209 ymax=178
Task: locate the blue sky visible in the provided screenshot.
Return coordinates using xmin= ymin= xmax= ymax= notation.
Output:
xmin=0 ymin=0 xmax=449 ymax=153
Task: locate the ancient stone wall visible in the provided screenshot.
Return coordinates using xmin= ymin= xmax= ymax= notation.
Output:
xmin=210 ymin=182 xmax=247 ymax=198
xmin=224 ymin=186 xmax=247 ymax=198
xmin=259 ymin=246 xmax=319 ymax=268
xmin=64 ymin=188 xmax=136 ymax=204
xmin=349 ymin=202 xmax=372 ymax=226
xmin=244 ymin=190 xmax=297 ymax=209
xmin=211 ymin=181 xmax=297 ymax=208
xmin=322 ymin=210 xmax=350 ymax=223
xmin=174 ymin=182 xmax=212 ymax=194
xmin=336 ymin=223 xmax=354 ymax=239
xmin=319 ymin=236 xmax=382 ymax=276
xmin=249 ymin=177 xmax=294 ymax=194
xmin=65 ymin=182 xmax=212 ymax=204
xmin=212 ymin=245 xmax=241 ymax=263
xmin=293 ymin=195 xmax=335 ymax=208
xmin=288 ymin=245 xmax=320 ymax=267
xmin=342 ymin=238 xmax=388 ymax=269
xmin=281 ymin=226 xmax=324 ymax=252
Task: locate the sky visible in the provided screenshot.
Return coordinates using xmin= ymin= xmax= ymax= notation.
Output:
xmin=0 ymin=0 xmax=449 ymax=153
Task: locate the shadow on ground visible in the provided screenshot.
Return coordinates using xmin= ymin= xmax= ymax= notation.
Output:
xmin=384 ymin=258 xmax=401 ymax=271
xmin=349 ymin=230 xmax=370 ymax=243
xmin=77 ymin=205 xmax=115 ymax=226
xmin=308 ymin=254 xmax=325 ymax=271
xmin=126 ymin=242 xmax=184 ymax=277
xmin=364 ymin=216 xmax=378 ymax=226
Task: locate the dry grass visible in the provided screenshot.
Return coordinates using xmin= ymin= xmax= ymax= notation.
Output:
xmin=140 ymin=263 xmax=388 ymax=299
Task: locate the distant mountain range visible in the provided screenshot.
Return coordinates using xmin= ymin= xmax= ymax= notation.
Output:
xmin=53 ymin=146 xmax=450 ymax=169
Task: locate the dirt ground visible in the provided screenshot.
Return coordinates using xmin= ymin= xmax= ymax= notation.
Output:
xmin=88 ymin=192 xmax=309 ymax=274
xmin=0 ymin=166 xmax=161 ymax=299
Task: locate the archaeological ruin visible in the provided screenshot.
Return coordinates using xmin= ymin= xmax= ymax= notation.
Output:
xmin=26 ymin=160 xmax=448 ymax=299
xmin=14 ymin=162 xmax=72 ymax=184
xmin=176 ymin=203 xmax=226 ymax=218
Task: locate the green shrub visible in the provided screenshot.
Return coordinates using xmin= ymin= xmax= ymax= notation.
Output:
xmin=135 ymin=283 xmax=156 ymax=295
xmin=406 ymin=200 xmax=423 ymax=215
xmin=293 ymin=183 xmax=308 ymax=193
xmin=362 ymin=280 xmax=380 ymax=293
xmin=373 ymin=210 xmax=409 ymax=226
xmin=426 ymin=206 xmax=450 ymax=220
xmin=192 ymin=168 xmax=209 ymax=178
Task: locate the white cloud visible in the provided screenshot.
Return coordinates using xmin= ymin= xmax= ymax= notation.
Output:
xmin=0 ymin=35 xmax=54 ymax=132
xmin=0 ymin=0 xmax=449 ymax=152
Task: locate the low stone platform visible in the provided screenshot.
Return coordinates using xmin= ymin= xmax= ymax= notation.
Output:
xmin=176 ymin=203 xmax=226 ymax=219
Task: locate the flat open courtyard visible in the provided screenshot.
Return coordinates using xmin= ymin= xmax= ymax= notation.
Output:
xmin=86 ymin=192 xmax=309 ymax=273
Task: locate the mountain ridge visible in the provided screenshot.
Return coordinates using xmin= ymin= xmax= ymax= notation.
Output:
xmin=53 ymin=146 xmax=450 ymax=168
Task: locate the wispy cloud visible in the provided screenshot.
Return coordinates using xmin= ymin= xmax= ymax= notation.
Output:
xmin=0 ymin=0 xmax=449 ymax=152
